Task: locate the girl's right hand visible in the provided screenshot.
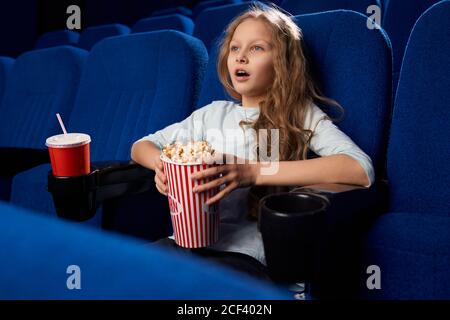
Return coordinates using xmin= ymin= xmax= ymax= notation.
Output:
xmin=154 ymin=158 xmax=168 ymax=196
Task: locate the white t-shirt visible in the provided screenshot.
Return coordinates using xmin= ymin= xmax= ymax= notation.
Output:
xmin=136 ymin=100 xmax=374 ymax=265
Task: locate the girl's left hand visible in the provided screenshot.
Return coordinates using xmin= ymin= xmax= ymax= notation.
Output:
xmin=191 ymin=154 xmax=259 ymax=206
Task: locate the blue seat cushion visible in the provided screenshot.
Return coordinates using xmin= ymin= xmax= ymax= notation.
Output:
xmin=0 ymin=201 xmax=290 ymax=299
xmin=363 ymin=212 xmax=450 ymax=299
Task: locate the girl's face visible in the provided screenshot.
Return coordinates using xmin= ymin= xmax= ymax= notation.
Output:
xmin=227 ymin=18 xmax=275 ymax=103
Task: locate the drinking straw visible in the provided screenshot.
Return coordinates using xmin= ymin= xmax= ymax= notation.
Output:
xmin=56 ymin=113 xmax=68 ymax=135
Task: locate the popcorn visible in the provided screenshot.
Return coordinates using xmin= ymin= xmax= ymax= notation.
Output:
xmin=162 ymin=140 xmax=216 ymax=164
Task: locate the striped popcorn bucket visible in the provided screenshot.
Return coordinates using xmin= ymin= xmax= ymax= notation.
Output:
xmin=161 ymin=154 xmax=220 ymax=248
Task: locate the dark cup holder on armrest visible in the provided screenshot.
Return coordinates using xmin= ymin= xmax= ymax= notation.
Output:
xmin=1 ymin=147 xmax=50 ymax=176
xmin=47 ymin=161 xmax=155 ymax=221
xmin=259 ymin=192 xmax=329 ymax=284
xmin=258 ymin=181 xmax=387 ymax=287
xmin=286 ymin=181 xmax=388 ymax=298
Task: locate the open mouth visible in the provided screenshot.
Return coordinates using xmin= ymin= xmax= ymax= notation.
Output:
xmin=234 ymin=69 xmax=250 ymax=81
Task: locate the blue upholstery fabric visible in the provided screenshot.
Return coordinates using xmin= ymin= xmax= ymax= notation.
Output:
xmin=0 ymin=176 xmax=12 ymax=201
xmin=0 ymin=57 xmax=14 ymax=104
xmin=78 ymin=23 xmax=130 ymax=50
xmin=293 ymin=10 xmax=391 ymax=173
xmin=382 ymin=0 xmax=441 ymax=95
xmin=194 ymin=2 xmax=252 ymax=51
xmin=281 ymin=0 xmax=382 ymax=15
xmin=11 ymin=31 xmax=208 ymax=235
xmin=0 ymin=57 xmax=15 ymax=199
xmin=386 ymin=0 xmax=450 ymax=215
xmin=196 ymin=46 xmax=231 ymax=107
xmin=363 ymin=212 xmax=450 ymax=299
xmin=152 ymin=6 xmax=193 ymax=18
xmin=70 ymin=31 xmax=207 ymax=162
xmin=0 ymin=46 xmax=87 ymax=149
xmin=0 ymin=201 xmax=290 ymax=299
xmin=35 ymin=30 xmax=80 ymax=49
xmin=193 ymin=0 xmax=242 ymax=18
xmin=132 ymin=14 xmax=194 ymax=35
xmin=199 ymin=10 xmax=392 ymax=175
xmin=10 ymin=163 xmax=103 ymax=229
xmin=363 ymin=1 xmax=450 ymax=299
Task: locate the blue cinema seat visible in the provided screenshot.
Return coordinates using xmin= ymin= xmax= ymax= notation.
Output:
xmin=193 ymin=0 xmax=242 ymax=18
xmin=152 ymin=6 xmax=193 ymax=18
xmin=196 ymin=8 xmax=392 ymax=297
xmin=35 ymin=30 xmax=80 ymax=49
xmin=78 ymin=23 xmax=130 ymax=50
xmin=10 ymin=31 xmax=208 ymax=239
xmin=132 ymin=14 xmax=194 ymax=35
xmin=0 ymin=46 xmax=87 ymax=201
xmin=0 ymin=201 xmax=289 ymax=299
xmin=0 ymin=57 xmax=14 ymax=104
xmin=290 ymin=9 xmax=391 ymax=298
xmin=194 ymin=2 xmax=252 ymax=51
xmin=0 ymin=57 xmax=15 ymax=200
xmin=281 ymin=0 xmax=382 ymax=15
xmin=381 ymin=0 xmax=441 ymax=96
xmin=361 ymin=0 xmax=450 ymax=300
xmin=198 ymin=8 xmax=392 ymax=174
xmin=197 ymin=8 xmax=391 ymax=297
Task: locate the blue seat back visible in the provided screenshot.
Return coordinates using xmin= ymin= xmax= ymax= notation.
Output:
xmin=387 ymin=0 xmax=450 ymax=215
xmin=281 ymin=0 xmax=381 ymax=14
xmin=0 ymin=47 xmax=87 ymax=148
xmin=194 ymin=2 xmax=252 ymax=51
xmin=152 ymin=6 xmax=193 ymax=18
xmin=78 ymin=23 xmax=130 ymax=50
xmin=67 ymin=31 xmax=208 ymax=161
xmin=132 ymin=14 xmax=194 ymax=35
xmin=35 ymin=30 xmax=80 ymax=49
xmin=0 ymin=57 xmax=14 ymax=104
xmin=199 ymin=10 xmax=392 ymax=174
xmin=193 ymin=0 xmax=242 ymax=18
xmin=382 ymin=0 xmax=441 ymax=95
xmin=0 ymin=201 xmax=289 ymax=299
xmin=294 ymin=10 xmax=391 ymax=173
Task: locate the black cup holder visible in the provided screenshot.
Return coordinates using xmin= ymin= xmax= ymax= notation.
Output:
xmin=47 ymin=161 xmax=154 ymax=222
xmin=47 ymin=167 xmax=99 ymax=221
xmin=259 ymin=192 xmax=329 ymax=283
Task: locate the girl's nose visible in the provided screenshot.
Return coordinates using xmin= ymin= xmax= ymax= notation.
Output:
xmin=235 ymin=54 xmax=248 ymax=63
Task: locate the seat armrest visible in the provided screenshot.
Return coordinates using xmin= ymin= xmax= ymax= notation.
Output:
xmin=93 ymin=161 xmax=155 ymax=202
xmin=0 ymin=147 xmax=50 ymax=176
xmin=256 ymin=180 xmax=388 ymax=291
xmin=47 ymin=160 xmax=156 ymax=221
xmin=292 ymin=180 xmax=389 ymax=227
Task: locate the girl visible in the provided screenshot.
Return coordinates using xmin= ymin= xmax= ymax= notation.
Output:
xmin=131 ymin=4 xmax=374 ymax=281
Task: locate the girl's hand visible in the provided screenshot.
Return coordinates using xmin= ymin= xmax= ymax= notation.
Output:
xmin=154 ymin=158 xmax=168 ymax=196
xmin=191 ymin=154 xmax=259 ymax=206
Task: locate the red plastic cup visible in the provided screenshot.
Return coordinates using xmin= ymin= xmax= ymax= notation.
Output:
xmin=46 ymin=133 xmax=91 ymax=177
xmin=161 ymin=154 xmax=221 ymax=248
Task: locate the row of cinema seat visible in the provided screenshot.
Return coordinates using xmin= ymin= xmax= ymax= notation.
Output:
xmin=0 ymin=0 xmax=449 ymax=299
xmin=0 ymin=201 xmax=290 ymax=299
xmin=32 ymin=0 xmax=443 ymax=99
xmin=0 ymin=3 xmax=391 ymax=234
xmin=33 ymin=0 xmax=245 ymax=50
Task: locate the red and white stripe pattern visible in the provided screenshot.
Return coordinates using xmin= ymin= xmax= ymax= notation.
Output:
xmin=162 ymin=158 xmax=220 ymax=248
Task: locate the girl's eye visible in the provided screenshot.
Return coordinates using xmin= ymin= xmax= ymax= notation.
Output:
xmin=230 ymin=46 xmax=239 ymax=52
xmin=252 ymin=46 xmax=264 ymax=52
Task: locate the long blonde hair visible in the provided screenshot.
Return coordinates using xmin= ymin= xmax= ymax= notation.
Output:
xmin=217 ymin=3 xmax=343 ymax=161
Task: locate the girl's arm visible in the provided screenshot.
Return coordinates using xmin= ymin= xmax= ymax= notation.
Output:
xmin=131 ymin=140 xmax=161 ymax=170
xmin=255 ymin=154 xmax=370 ymax=187
xmin=193 ymin=154 xmax=370 ymax=205
xmin=131 ymin=140 xmax=169 ymax=195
